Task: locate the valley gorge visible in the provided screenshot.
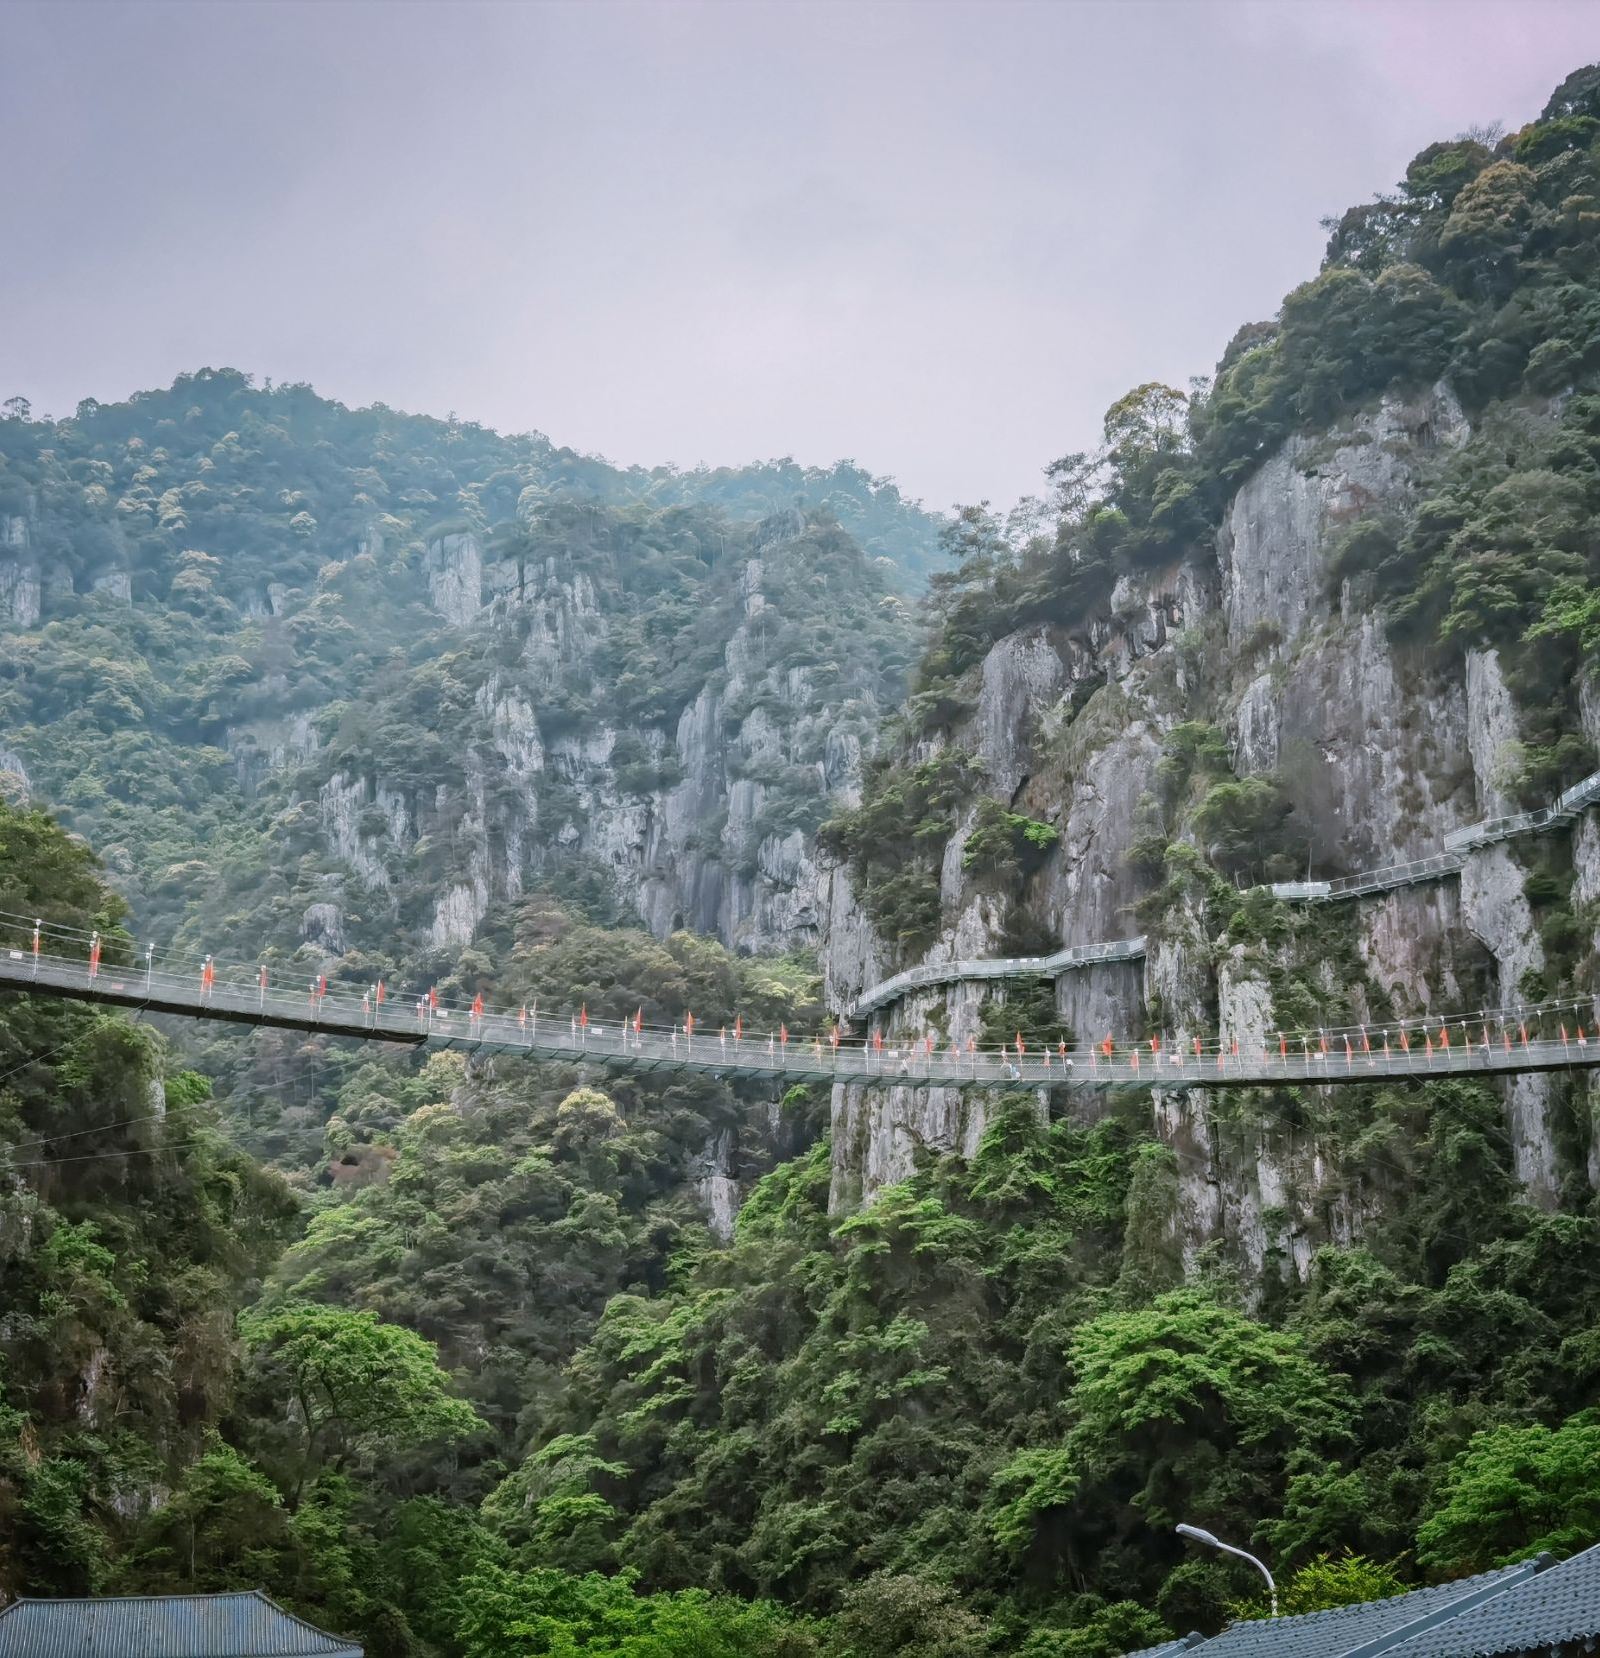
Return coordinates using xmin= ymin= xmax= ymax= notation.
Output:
xmin=3 ymin=60 xmax=1600 ymax=1658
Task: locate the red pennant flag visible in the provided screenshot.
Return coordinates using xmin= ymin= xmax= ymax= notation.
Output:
xmin=1279 ymin=1034 xmax=1287 ymax=1058
xmin=1425 ymin=1033 xmax=1434 ymax=1055
xmin=780 ymin=1024 xmax=788 ymax=1047
xmin=831 ymin=1027 xmax=841 ymax=1049
xmin=1102 ymin=1035 xmax=1114 ymax=1058
xmin=734 ymin=1015 xmax=742 ymax=1042
xmin=376 ymin=979 xmax=385 ymax=1005
xmin=1015 ymin=1032 xmax=1024 ymax=1055
xmin=471 ymin=992 xmax=484 ymax=1018
xmin=874 ymin=1030 xmax=884 ymax=1051
xmin=634 ymin=1008 xmax=643 ymax=1033
xmin=579 ymin=1004 xmax=589 ymax=1028
xmin=685 ymin=1011 xmax=694 ymax=1035
xmin=1400 ymin=1029 xmax=1410 ymax=1053
xmin=429 ymin=987 xmax=439 ymax=1010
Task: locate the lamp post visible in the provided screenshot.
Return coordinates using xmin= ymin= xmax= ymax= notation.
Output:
xmin=1176 ymin=1523 xmax=1277 ymax=1618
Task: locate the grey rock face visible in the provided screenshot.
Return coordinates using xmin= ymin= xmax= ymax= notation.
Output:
xmin=0 ymin=552 xmax=41 ymax=626
xmin=0 ymin=746 xmax=30 ymax=804
xmin=976 ymin=626 xmax=1068 ymax=802
xmin=818 ymin=379 xmax=1583 ymax=1251
xmin=426 ymin=531 xmax=484 ymax=627
xmin=1219 ymin=383 xmax=1467 ymax=652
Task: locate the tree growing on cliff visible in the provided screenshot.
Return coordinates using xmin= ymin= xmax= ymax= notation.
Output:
xmin=242 ymin=1303 xmax=481 ymax=1500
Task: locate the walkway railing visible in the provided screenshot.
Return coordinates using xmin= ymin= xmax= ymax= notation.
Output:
xmin=852 ymin=767 xmax=1600 ymax=1017
xmin=851 ymin=937 xmax=1146 ymax=1016
xmin=4 ymin=916 xmax=1600 ymax=1094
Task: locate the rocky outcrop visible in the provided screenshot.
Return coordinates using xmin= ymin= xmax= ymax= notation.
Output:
xmin=0 ymin=746 xmax=30 ymax=805
xmin=1218 ymin=383 xmax=1467 ymax=652
xmin=426 ymin=531 xmax=484 ymax=627
xmin=818 ymin=380 xmax=1587 ymax=1251
xmin=0 ymin=511 xmax=41 ymax=626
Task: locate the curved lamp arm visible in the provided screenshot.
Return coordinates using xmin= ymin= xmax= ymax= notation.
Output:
xmin=1175 ymin=1523 xmax=1277 ymax=1618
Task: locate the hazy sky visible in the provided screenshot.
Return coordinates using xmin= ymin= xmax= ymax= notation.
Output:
xmin=2 ymin=0 xmax=1595 ymax=511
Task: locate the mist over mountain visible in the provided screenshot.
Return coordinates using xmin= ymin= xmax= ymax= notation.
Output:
xmin=2 ymin=56 xmax=1600 ymax=1658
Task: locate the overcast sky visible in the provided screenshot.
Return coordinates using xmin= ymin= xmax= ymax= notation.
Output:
xmin=2 ymin=0 xmax=1594 ymax=512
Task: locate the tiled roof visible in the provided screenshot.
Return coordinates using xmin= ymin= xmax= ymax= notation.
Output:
xmin=0 ymin=1591 xmax=361 ymax=1657
xmin=1155 ymin=1564 xmax=1532 ymax=1658
xmin=1383 ymin=1543 xmax=1600 ymax=1658
xmin=1118 ymin=1560 xmax=1548 ymax=1658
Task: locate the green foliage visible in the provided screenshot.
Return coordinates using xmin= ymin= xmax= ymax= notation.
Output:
xmin=818 ymin=754 xmax=979 ymax=954
xmin=242 ymin=1302 xmax=481 ymax=1492
xmin=984 ymin=1291 xmax=1353 ymax=1586
xmin=900 ymin=63 xmax=1600 ymax=740
xmin=453 ymin=1563 xmax=817 ymax=1658
xmin=1190 ymin=777 xmax=1295 ymax=880
xmin=1234 ymin=1553 xmax=1407 ymax=1619
xmin=960 ymin=799 xmax=1060 ymax=887
xmin=0 ymin=801 xmax=298 ymax=1600
xmin=7 ymin=66 xmax=1600 ymax=1658
xmin=1014 ymin=1602 xmax=1170 ymax=1658
xmin=829 ymin=1572 xmax=990 ymax=1657
xmin=1417 ymin=1415 xmax=1600 ymax=1569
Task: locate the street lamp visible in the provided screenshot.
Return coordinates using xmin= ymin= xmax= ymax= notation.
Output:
xmin=1176 ymin=1523 xmax=1277 ymax=1618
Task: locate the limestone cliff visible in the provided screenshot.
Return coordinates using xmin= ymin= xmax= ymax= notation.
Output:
xmin=819 ymin=383 xmax=1599 ymax=1274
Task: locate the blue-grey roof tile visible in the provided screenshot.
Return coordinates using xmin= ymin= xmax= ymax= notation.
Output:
xmin=1383 ymin=1543 xmax=1600 ymax=1658
xmin=0 ymin=1590 xmax=361 ymax=1657
xmin=1125 ymin=1563 xmax=1530 ymax=1658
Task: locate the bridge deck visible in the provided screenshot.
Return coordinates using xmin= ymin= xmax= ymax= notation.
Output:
xmin=3 ymin=950 xmax=1598 ymax=1093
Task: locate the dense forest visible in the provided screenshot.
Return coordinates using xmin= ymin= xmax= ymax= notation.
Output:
xmin=2 ymin=60 xmax=1600 ymax=1658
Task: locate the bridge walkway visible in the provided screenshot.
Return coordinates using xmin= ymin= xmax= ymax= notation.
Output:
xmin=5 ymin=943 xmax=1600 ymax=1094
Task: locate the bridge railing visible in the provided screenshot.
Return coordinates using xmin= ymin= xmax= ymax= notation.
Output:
xmin=6 ymin=930 xmax=1600 ymax=1095
xmin=1272 ymin=850 xmax=1468 ymax=903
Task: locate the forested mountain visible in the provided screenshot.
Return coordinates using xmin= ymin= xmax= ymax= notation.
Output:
xmin=2 ymin=60 xmax=1600 ymax=1658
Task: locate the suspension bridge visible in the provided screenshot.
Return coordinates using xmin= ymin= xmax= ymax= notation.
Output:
xmin=848 ymin=767 xmax=1600 ymax=1018
xmin=4 ymin=916 xmax=1600 ymax=1093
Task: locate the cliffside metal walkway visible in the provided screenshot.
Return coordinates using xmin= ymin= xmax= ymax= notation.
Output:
xmin=851 ymin=938 xmax=1146 ymax=1017
xmin=850 ymin=768 xmax=1600 ymax=1017
xmin=4 ymin=930 xmax=1599 ymax=1094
